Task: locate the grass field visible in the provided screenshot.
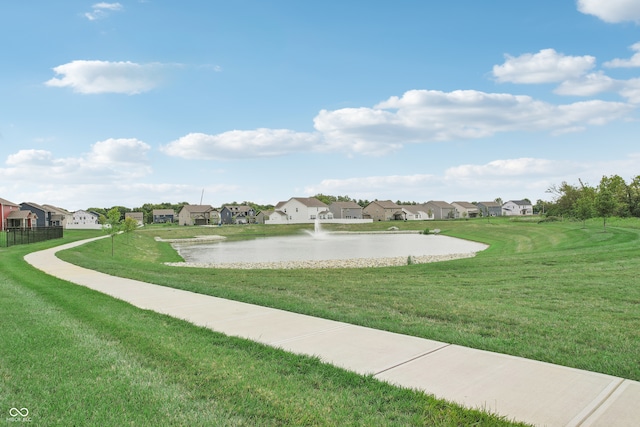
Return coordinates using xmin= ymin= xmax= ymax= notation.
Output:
xmin=58 ymin=217 xmax=640 ymax=382
xmin=1 ymin=230 xmax=525 ymax=426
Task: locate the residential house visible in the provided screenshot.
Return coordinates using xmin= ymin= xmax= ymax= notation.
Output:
xmin=502 ymin=200 xmax=533 ymax=216
xmin=6 ymin=210 xmax=37 ymax=229
xmin=363 ymin=200 xmax=403 ymax=221
xmin=255 ymin=210 xmax=273 ymax=224
xmin=178 ymin=204 xmax=217 ymax=226
xmin=399 ymin=204 xmax=434 ymax=221
xmin=451 ymin=201 xmax=479 ymax=219
xmin=67 ymin=210 xmax=101 ymax=229
xmin=152 ymin=209 xmax=175 ymax=224
xmin=42 ymin=204 xmax=71 ymax=227
xmin=1 ymin=197 xmax=21 ymax=230
xmin=125 ymin=212 xmax=145 ymax=225
xmin=424 ymin=201 xmax=456 ymax=220
xmin=220 ymin=205 xmax=256 ymax=224
xmin=328 ymin=201 xmax=363 ymax=219
xmin=476 ymin=201 xmax=503 ymax=217
xmin=20 ymin=202 xmax=52 ymax=227
xmin=265 ymin=197 xmax=332 ymax=224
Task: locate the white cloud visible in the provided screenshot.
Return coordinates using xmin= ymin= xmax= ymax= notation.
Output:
xmin=161 ymin=129 xmax=320 ymax=160
xmin=45 ymin=60 xmax=164 ymax=94
xmin=492 ymin=49 xmax=595 ymax=84
xmin=577 ymin=0 xmax=640 ymax=24
xmin=85 ymin=2 xmax=123 ymax=21
xmin=554 ymin=72 xmax=620 ymax=96
xmin=2 ymin=138 xmax=151 ymax=183
xmin=160 ymin=89 xmax=633 ymax=160
xmin=604 ymin=42 xmax=640 ymax=68
xmin=89 ymin=138 xmax=151 ymax=164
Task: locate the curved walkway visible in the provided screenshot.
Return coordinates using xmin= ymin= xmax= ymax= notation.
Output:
xmin=24 ymin=237 xmax=640 ymax=427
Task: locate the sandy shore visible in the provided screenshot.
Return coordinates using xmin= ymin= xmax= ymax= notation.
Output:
xmin=164 ymin=252 xmax=478 ymax=269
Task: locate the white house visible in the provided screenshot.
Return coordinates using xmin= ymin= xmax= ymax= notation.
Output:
xmin=502 ymin=200 xmax=533 ymax=216
xmin=67 ymin=210 xmax=101 ymax=229
xmin=266 ymin=197 xmax=332 ymax=224
xmin=399 ymin=205 xmax=434 ymax=221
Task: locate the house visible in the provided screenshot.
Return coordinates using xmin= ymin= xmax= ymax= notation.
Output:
xmin=1 ymin=197 xmax=21 ymax=230
xmin=399 ymin=204 xmax=434 ymax=221
xmin=125 ymin=212 xmax=145 ymax=225
xmin=220 ymin=205 xmax=256 ymax=224
xmin=476 ymin=201 xmax=503 ymax=217
xmin=42 ymin=204 xmax=71 ymax=227
xmin=328 ymin=201 xmax=364 ymax=219
xmin=502 ymin=200 xmax=533 ymax=216
xmin=152 ymin=209 xmax=175 ymax=224
xmin=6 ymin=210 xmax=37 ymax=229
xmin=255 ymin=210 xmax=273 ymax=224
xmin=265 ymin=197 xmax=332 ymax=224
xmin=178 ymin=204 xmax=217 ymax=226
xmin=363 ymin=200 xmax=403 ymax=221
xmin=20 ymin=202 xmax=53 ymax=227
xmin=67 ymin=210 xmax=101 ymax=229
xmin=451 ymin=201 xmax=479 ymax=219
xmin=424 ymin=201 xmax=456 ymax=220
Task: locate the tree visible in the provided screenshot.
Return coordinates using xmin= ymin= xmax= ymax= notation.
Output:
xmin=122 ymin=216 xmax=138 ymax=243
xmin=594 ymin=183 xmax=616 ymax=232
xmin=101 ymin=207 xmax=122 ymax=256
xmin=574 ymin=193 xmax=594 ymax=228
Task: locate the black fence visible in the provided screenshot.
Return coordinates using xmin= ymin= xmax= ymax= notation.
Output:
xmin=3 ymin=226 xmax=64 ymax=247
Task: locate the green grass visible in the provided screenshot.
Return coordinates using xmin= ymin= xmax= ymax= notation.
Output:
xmin=58 ymin=218 xmax=640 ymax=382
xmin=1 ymin=230 xmax=524 ymax=426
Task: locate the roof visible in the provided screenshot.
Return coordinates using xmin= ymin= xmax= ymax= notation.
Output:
xmin=367 ymin=200 xmax=401 ymax=209
xmin=7 ymin=210 xmax=37 ymax=219
xmin=507 ymin=200 xmax=532 ymax=206
xmin=21 ymin=201 xmax=47 ymax=211
xmin=477 ymin=201 xmax=502 ymax=208
xmin=153 ymin=209 xmax=175 ymax=215
xmin=451 ymin=201 xmax=478 ymax=209
xmin=0 ymin=197 xmax=20 ymax=207
xmin=329 ymin=201 xmax=362 ymax=209
xmin=179 ymin=204 xmax=214 ymax=214
xmin=399 ymin=205 xmax=424 ymax=214
xmin=42 ymin=204 xmax=71 ymax=215
xmin=426 ymin=200 xmax=455 ymax=208
xmin=290 ymin=197 xmax=328 ymax=208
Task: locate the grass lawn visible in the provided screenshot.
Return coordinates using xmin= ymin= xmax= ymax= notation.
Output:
xmin=1 ymin=230 xmax=525 ymax=426
xmin=58 ymin=217 xmax=640 ymax=382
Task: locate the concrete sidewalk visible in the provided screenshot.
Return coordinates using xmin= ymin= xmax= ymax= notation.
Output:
xmin=24 ymin=237 xmax=639 ymax=427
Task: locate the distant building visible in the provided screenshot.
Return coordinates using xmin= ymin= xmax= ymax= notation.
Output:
xmin=153 ymin=209 xmax=175 ymax=224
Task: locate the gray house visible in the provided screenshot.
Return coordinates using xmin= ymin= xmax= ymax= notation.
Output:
xmin=424 ymin=201 xmax=456 ymax=220
xmin=153 ymin=209 xmax=175 ymax=223
xmin=20 ymin=202 xmax=52 ymax=227
xmin=476 ymin=201 xmax=503 ymax=217
xmin=329 ymin=201 xmax=363 ymax=219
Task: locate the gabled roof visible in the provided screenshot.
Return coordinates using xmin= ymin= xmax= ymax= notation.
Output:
xmin=42 ymin=204 xmax=71 ymax=215
xmin=451 ymin=201 xmax=478 ymax=209
xmin=21 ymin=201 xmax=47 ymax=211
xmin=399 ymin=205 xmax=425 ymax=214
xmin=477 ymin=201 xmax=502 ymax=208
xmin=153 ymin=209 xmax=175 ymax=215
xmin=330 ymin=201 xmax=362 ymax=209
xmin=289 ymin=197 xmax=328 ymax=208
xmin=368 ymin=200 xmax=401 ymax=209
xmin=0 ymin=197 xmax=20 ymax=207
xmin=506 ymin=200 xmax=532 ymax=206
xmin=179 ymin=204 xmax=214 ymax=214
xmin=8 ymin=210 xmax=37 ymax=219
xmin=426 ymin=200 xmax=455 ymax=209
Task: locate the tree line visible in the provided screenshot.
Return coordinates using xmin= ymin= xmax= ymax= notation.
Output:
xmin=539 ymin=174 xmax=640 ymax=229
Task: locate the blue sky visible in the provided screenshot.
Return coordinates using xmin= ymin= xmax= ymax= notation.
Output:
xmin=2 ymin=1 xmax=640 ymax=210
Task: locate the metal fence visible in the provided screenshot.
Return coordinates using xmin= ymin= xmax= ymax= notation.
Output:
xmin=3 ymin=226 xmax=64 ymax=247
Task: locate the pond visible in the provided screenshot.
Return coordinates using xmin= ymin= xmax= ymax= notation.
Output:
xmin=170 ymin=232 xmax=488 ymax=268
